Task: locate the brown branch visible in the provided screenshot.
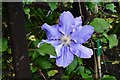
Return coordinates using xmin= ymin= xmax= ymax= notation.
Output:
xmin=38 ymin=69 xmax=47 ymax=80
xmin=90 ymin=40 xmax=98 ymax=79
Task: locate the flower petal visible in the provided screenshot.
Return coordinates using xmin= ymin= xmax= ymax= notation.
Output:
xmin=50 ymin=55 xmax=56 ymax=58
xmin=58 ymin=11 xmax=75 ymax=34
xmin=75 ymin=16 xmax=82 ymax=27
xmin=56 ymin=46 xmax=74 ymax=68
xmin=70 ymin=43 xmax=93 ymax=58
xmin=42 ymin=23 xmax=61 ymax=39
xmin=76 ymin=45 xmax=93 ymax=58
xmin=71 ymin=25 xmax=94 ymax=43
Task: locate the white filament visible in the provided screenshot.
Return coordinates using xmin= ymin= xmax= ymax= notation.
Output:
xmin=60 ymin=35 xmax=71 ymax=46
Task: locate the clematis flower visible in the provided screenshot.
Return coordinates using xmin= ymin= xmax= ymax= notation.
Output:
xmin=38 ymin=11 xmax=94 ymax=68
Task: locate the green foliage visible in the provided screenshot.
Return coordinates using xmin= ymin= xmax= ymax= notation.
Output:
xmin=0 ymin=38 xmax=8 ymax=53
xmin=102 ymin=75 xmax=117 ymax=80
xmin=77 ymin=58 xmax=83 ymax=65
xmin=77 ymin=66 xmax=85 ymax=74
xmin=107 ymin=34 xmax=118 ymax=49
xmin=38 ymin=57 xmax=52 ymax=69
xmin=37 ymin=43 xmax=56 ymax=56
xmin=66 ymin=57 xmax=77 ymax=74
xmin=105 ymin=3 xmax=117 ymax=12
xmin=101 ymin=37 xmax=107 ymax=43
xmin=90 ymin=18 xmax=110 ymax=33
xmin=30 ymin=65 xmax=37 ymax=73
xmin=81 ymin=73 xmax=92 ymax=80
xmin=86 ymin=2 xmax=95 ymax=11
xmin=47 ymin=70 xmax=58 ymax=77
xmin=48 ymin=2 xmax=57 ymax=11
xmin=24 ymin=8 xmax=30 ymax=19
xmin=2 ymin=1 xmax=120 ymax=80
xmin=61 ymin=75 xmax=69 ymax=80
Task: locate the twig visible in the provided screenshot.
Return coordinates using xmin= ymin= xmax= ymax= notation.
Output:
xmin=38 ymin=69 xmax=47 ymax=80
xmin=101 ymin=49 xmax=108 ymax=73
xmin=90 ymin=40 xmax=98 ymax=79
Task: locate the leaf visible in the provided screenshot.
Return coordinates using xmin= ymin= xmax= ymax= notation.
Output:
xmin=30 ymin=65 xmax=37 ymax=73
xmin=66 ymin=57 xmax=77 ymax=74
xmin=24 ymin=8 xmax=30 ymax=19
xmin=85 ymin=68 xmax=92 ymax=75
xmin=102 ymin=75 xmax=117 ymax=80
xmin=0 ymin=38 xmax=8 ymax=53
xmin=90 ymin=18 xmax=110 ymax=33
xmin=78 ymin=66 xmax=85 ymax=73
xmin=81 ymin=73 xmax=92 ymax=80
xmin=33 ymin=38 xmax=40 ymax=47
xmin=37 ymin=43 xmax=56 ymax=56
xmin=47 ymin=70 xmax=58 ymax=77
xmin=86 ymin=2 xmax=95 ymax=11
xmin=107 ymin=34 xmax=118 ymax=49
xmin=61 ymin=75 xmax=69 ymax=80
xmin=101 ymin=37 xmax=107 ymax=43
xmin=39 ymin=57 xmax=52 ymax=69
xmin=7 ymin=48 xmax=12 ymax=54
xmin=77 ymin=57 xmax=83 ymax=66
xmin=33 ymin=51 xmax=39 ymax=60
xmin=105 ymin=3 xmax=117 ymax=12
xmin=29 ymin=50 xmax=39 ymax=61
xmin=48 ymin=2 xmax=57 ymax=11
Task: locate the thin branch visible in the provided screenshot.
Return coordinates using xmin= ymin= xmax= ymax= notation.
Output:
xmin=90 ymin=40 xmax=98 ymax=79
xmin=38 ymin=69 xmax=47 ymax=80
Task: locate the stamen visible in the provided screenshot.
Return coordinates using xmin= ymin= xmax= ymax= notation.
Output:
xmin=60 ymin=35 xmax=71 ymax=46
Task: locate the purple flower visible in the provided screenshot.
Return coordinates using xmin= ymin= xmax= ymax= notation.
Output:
xmin=38 ymin=11 xmax=94 ymax=68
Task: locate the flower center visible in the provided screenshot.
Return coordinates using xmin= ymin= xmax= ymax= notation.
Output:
xmin=60 ymin=35 xmax=71 ymax=46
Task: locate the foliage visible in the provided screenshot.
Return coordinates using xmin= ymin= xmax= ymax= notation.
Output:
xmin=105 ymin=3 xmax=117 ymax=12
xmin=0 ymin=38 xmax=8 ymax=53
xmin=2 ymin=1 xmax=119 ymax=80
xmin=37 ymin=43 xmax=56 ymax=56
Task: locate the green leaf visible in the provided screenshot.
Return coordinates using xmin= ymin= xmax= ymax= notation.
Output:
xmin=81 ymin=73 xmax=92 ymax=80
xmin=66 ymin=57 xmax=77 ymax=74
xmin=39 ymin=57 xmax=52 ymax=69
xmin=48 ymin=2 xmax=57 ymax=11
xmin=90 ymin=18 xmax=110 ymax=33
xmin=105 ymin=3 xmax=117 ymax=12
xmin=47 ymin=70 xmax=58 ymax=77
xmin=37 ymin=43 xmax=56 ymax=56
xmin=29 ymin=50 xmax=39 ymax=61
xmin=0 ymin=38 xmax=8 ymax=53
xmin=30 ymin=65 xmax=37 ymax=73
xmin=33 ymin=51 xmax=39 ymax=60
xmin=24 ymin=8 xmax=30 ymax=19
xmin=61 ymin=75 xmax=69 ymax=80
xmin=101 ymin=37 xmax=107 ymax=43
xmin=24 ymin=8 xmax=30 ymax=14
xmin=77 ymin=57 xmax=83 ymax=66
xmin=7 ymin=48 xmax=12 ymax=54
xmin=102 ymin=75 xmax=117 ymax=80
xmin=86 ymin=2 xmax=95 ymax=11
xmin=33 ymin=38 xmax=40 ymax=47
xmin=78 ymin=66 xmax=85 ymax=73
xmin=85 ymin=68 xmax=92 ymax=75
xmin=107 ymin=34 xmax=118 ymax=49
